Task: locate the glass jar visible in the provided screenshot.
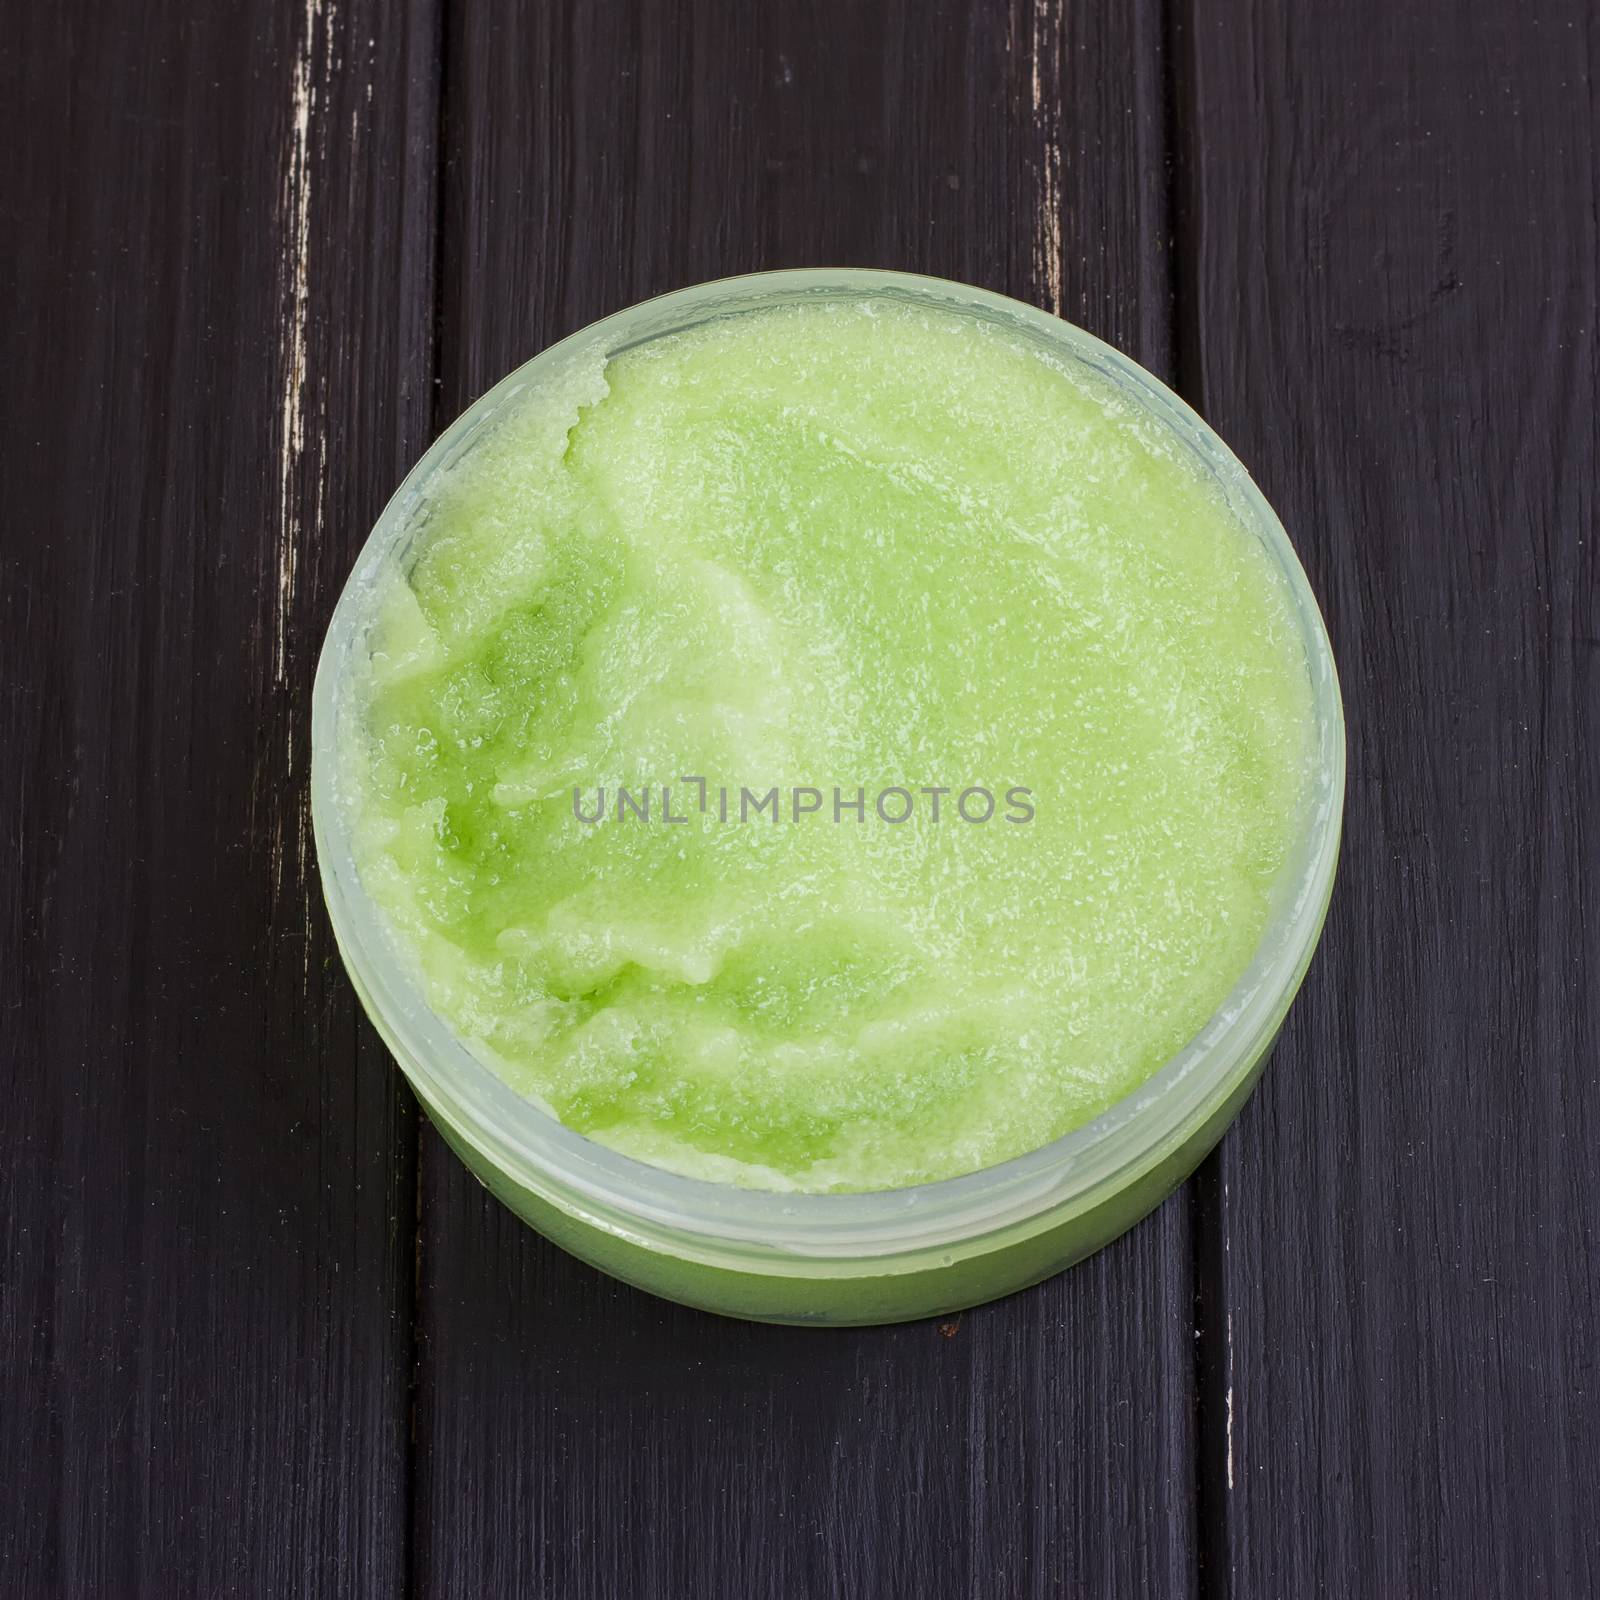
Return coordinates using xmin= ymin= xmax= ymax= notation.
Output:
xmin=311 ymin=270 xmax=1344 ymax=1325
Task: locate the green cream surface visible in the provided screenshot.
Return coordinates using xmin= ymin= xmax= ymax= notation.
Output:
xmin=345 ymin=299 xmax=1314 ymax=1192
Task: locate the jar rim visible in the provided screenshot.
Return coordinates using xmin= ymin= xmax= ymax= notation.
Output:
xmin=310 ymin=268 xmax=1345 ymax=1262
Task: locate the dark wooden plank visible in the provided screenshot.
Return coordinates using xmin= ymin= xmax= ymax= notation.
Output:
xmin=0 ymin=0 xmax=438 ymax=1590
xmin=415 ymin=3 xmax=1195 ymax=1597
xmin=1178 ymin=2 xmax=1600 ymax=1592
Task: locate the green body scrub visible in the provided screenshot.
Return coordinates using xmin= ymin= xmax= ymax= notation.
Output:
xmin=345 ymin=296 xmax=1315 ymax=1194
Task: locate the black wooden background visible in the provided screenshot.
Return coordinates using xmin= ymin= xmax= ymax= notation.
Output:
xmin=3 ymin=0 xmax=1595 ymax=1595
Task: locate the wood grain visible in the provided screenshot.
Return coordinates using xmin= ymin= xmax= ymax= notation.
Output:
xmin=414 ymin=3 xmax=1195 ymax=1597
xmin=1 ymin=0 xmax=438 ymax=1591
xmin=6 ymin=0 xmax=1597 ymax=1594
xmin=1178 ymin=0 xmax=1600 ymax=1591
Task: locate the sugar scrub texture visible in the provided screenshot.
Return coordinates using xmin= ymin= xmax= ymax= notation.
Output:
xmin=344 ymin=300 xmax=1315 ymax=1192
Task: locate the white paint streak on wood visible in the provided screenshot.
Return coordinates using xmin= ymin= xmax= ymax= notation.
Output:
xmin=1225 ymin=1309 xmax=1236 ymax=1489
xmin=275 ymin=0 xmax=332 ymax=698
xmin=1029 ymin=0 xmax=1065 ymax=316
